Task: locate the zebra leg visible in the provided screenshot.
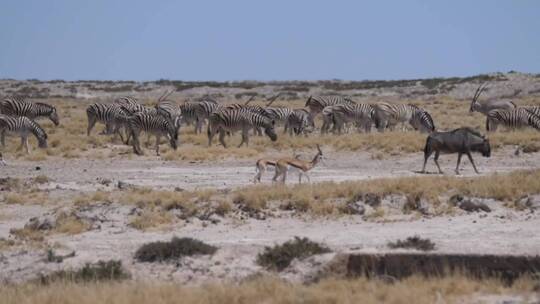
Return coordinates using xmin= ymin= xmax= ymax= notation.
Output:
xmin=218 ymin=129 xmax=227 ymax=148
xmin=87 ymin=116 xmax=97 ymax=136
xmin=20 ymin=136 xmax=30 ymax=154
xmin=239 ymin=128 xmax=248 ymax=148
xmin=466 ymin=152 xmax=480 ymax=174
xmin=207 ymin=125 xmax=215 ymax=146
xmin=433 ymin=151 xmax=443 ymax=174
xmin=131 ymin=129 xmax=143 ymax=155
xmin=155 ymin=134 xmax=161 ymax=156
xmin=455 ymin=153 xmax=463 ymax=175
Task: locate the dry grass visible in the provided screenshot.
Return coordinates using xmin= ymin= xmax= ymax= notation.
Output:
xmin=69 ymin=169 xmax=540 ymax=219
xmin=0 ymin=275 xmax=536 ymax=304
xmin=2 ymin=191 xmax=50 ymax=205
xmin=2 ymin=96 xmax=540 ymax=162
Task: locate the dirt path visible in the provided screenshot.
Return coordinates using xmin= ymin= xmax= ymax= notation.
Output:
xmin=1 ymin=147 xmax=538 ymax=190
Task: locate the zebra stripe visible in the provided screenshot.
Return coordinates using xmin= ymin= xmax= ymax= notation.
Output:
xmin=374 ymin=103 xmax=430 ymax=132
xmin=330 ymin=103 xmax=376 ymax=134
xmin=305 ymin=95 xmax=355 ymax=117
xmin=0 ymin=97 xmax=59 ymax=126
xmin=155 ymin=100 xmax=182 ymax=129
xmin=114 ymin=96 xmax=146 ymax=114
xmin=486 ymin=108 xmax=540 ymax=132
xmin=285 ymin=109 xmax=315 ymax=136
xmin=409 ymin=108 xmax=435 ymax=133
xmin=207 ymin=110 xmax=277 ymax=147
xmin=128 ymin=112 xmax=178 ymax=155
xmin=86 ymin=103 xmax=131 ymax=142
xmin=0 ymin=115 xmax=48 ymax=153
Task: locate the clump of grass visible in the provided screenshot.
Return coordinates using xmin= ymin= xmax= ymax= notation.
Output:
xmin=0 ymin=237 xmax=17 ymax=250
xmin=38 ymin=260 xmax=130 ymax=284
xmin=128 ymin=210 xmax=172 ymax=230
xmin=4 ymin=193 xmax=24 ymax=204
xmin=388 ymin=236 xmax=436 ymax=251
xmin=134 ymin=237 xmax=217 ymax=262
xmin=257 ymin=237 xmax=331 ymax=271
xmin=54 ymin=213 xmax=89 ymax=235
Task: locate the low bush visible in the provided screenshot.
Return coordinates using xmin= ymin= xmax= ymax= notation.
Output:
xmin=135 ymin=237 xmax=217 ymax=262
xmin=257 ymin=237 xmax=331 ymax=271
xmin=388 ymin=236 xmax=435 ymax=251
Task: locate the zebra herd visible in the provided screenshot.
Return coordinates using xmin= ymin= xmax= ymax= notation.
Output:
xmin=0 ymin=83 xmax=540 ymax=157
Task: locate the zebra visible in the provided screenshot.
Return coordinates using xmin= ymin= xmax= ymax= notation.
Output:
xmin=0 ymin=115 xmax=48 ymax=154
xmin=521 ymin=105 xmax=540 ymax=117
xmin=114 ymin=96 xmax=145 ymax=114
xmin=194 ymin=101 xmax=223 ymax=133
xmin=329 ymin=103 xmax=376 ymax=134
xmin=373 ymin=103 xmax=434 ymax=132
xmin=486 ymin=108 xmax=540 ymax=132
xmin=285 ymin=109 xmax=315 ymax=136
xmin=155 ymin=100 xmax=182 ymax=130
xmin=304 ymin=96 xmax=355 ymax=118
xmin=0 ymin=97 xmax=59 ymax=126
xmin=127 ymin=112 xmax=179 ymax=155
xmin=86 ymin=103 xmax=131 ymax=142
xmin=265 ymin=107 xmax=294 ymax=132
xmin=207 ymin=109 xmax=277 ymax=148
xmin=179 ymin=102 xmax=201 ymax=133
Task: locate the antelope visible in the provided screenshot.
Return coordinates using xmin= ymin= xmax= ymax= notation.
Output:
xmin=0 ymin=152 xmax=6 ymax=166
xmin=253 ymin=152 xmax=301 ymax=183
xmin=469 ymin=83 xmax=516 ymax=116
xmin=272 ymin=145 xmax=323 ymax=184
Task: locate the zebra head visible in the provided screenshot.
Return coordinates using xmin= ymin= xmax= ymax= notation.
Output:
xmin=36 ymin=102 xmax=59 ymax=126
xmin=470 ymin=83 xmax=488 ymax=113
xmin=38 ymin=132 xmax=48 ymax=149
xmin=264 ymin=120 xmax=277 ymax=142
xmin=167 ymin=122 xmax=179 ymax=150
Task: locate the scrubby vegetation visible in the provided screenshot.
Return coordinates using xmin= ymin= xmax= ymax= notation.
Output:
xmin=256 ymin=237 xmax=331 ymax=271
xmin=37 ymin=260 xmax=129 ymax=284
xmin=388 ymin=236 xmax=436 ymax=251
xmin=135 ymin=237 xmax=217 ymax=262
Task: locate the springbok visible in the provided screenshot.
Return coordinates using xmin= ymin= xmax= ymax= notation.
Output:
xmin=253 ymin=153 xmax=302 ymax=183
xmin=469 ymin=83 xmax=516 ymax=116
xmin=272 ymin=145 xmax=323 ymax=184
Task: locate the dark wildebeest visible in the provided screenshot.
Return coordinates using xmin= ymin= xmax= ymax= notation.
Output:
xmin=421 ymin=127 xmax=490 ymax=174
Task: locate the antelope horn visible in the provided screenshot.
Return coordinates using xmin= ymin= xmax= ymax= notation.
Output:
xmin=244 ymin=95 xmax=255 ymax=105
xmin=266 ymin=93 xmax=280 ymax=106
xmin=473 ymin=83 xmax=488 ymax=102
xmin=316 ymin=144 xmax=322 ymax=153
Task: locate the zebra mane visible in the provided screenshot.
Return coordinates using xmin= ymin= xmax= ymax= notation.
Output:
xmin=34 ymin=102 xmax=56 ymax=112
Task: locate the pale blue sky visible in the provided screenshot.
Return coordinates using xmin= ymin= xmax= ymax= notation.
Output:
xmin=0 ymin=0 xmax=538 ymax=81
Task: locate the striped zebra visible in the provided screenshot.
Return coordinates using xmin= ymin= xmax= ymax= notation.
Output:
xmin=86 ymin=103 xmax=131 ymax=142
xmin=373 ymin=103 xmax=435 ymax=132
xmin=284 ymin=109 xmax=315 ymax=136
xmin=330 ymin=103 xmax=376 ymax=134
xmin=207 ymin=110 xmax=277 ymax=148
xmin=194 ymin=101 xmax=223 ymax=133
xmin=128 ymin=112 xmax=179 ymax=155
xmin=0 ymin=97 xmax=59 ymax=126
xmin=114 ymin=96 xmax=145 ymax=114
xmin=179 ymin=102 xmax=201 ymax=133
xmin=521 ymin=105 xmax=540 ymax=117
xmin=265 ymin=107 xmax=294 ymax=130
xmin=155 ymin=100 xmax=181 ymax=129
xmin=304 ymin=96 xmax=355 ymax=118
xmin=486 ymin=108 xmax=540 ymax=132
xmin=0 ymin=115 xmax=48 ymax=154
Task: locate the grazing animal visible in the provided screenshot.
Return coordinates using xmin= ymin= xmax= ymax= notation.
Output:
xmin=373 ymin=103 xmax=434 ymax=132
xmin=86 ymin=103 xmax=131 ymax=141
xmin=0 ymin=97 xmax=59 ymax=126
xmin=329 ymin=103 xmax=376 ymax=134
xmin=469 ymin=83 xmax=516 ymax=116
xmin=285 ymin=109 xmax=315 ymax=136
xmin=265 ymin=107 xmax=294 ymax=132
xmin=194 ymin=101 xmax=223 ymax=133
xmin=0 ymin=115 xmax=48 ymax=154
xmin=305 ymin=96 xmax=355 ymax=122
xmin=486 ymin=108 xmax=540 ymax=132
xmin=421 ymin=127 xmax=490 ymax=175
xmin=273 ymin=145 xmax=323 ymax=184
xmin=128 ymin=112 xmax=178 ymax=156
xmin=207 ymin=110 xmax=277 ymax=148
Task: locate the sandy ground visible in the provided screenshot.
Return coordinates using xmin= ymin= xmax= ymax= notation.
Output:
xmin=0 ymin=146 xmax=537 ymax=190
xmin=1 ymin=147 xmax=540 ymax=285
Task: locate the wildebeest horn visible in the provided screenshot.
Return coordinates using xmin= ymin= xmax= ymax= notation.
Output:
xmin=158 ymin=90 xmax=173 ymax=102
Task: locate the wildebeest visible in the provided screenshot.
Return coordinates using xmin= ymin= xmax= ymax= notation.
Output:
xmin=421 ymin=127 xmax=490 ymax=174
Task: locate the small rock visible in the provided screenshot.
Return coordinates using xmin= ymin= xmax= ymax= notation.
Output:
xmin=117 ymin=181 xmax=134 ymax=190
xmin=35 ymin=166 xmax=41 ymax=171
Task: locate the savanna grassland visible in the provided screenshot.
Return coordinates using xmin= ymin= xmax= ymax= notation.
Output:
xmin=1 ymin=74 xmax=540 ymax=303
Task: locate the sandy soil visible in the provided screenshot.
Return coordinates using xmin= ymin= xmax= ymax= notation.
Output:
xmin=1 ymin=147 xmax=540 ymax=285
xmin=0 ymin=146 xmax=537 ymax=190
